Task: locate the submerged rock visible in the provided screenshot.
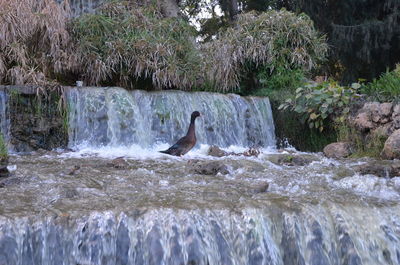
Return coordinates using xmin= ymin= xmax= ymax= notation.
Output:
xmin=355 ymin=161 xmax=400 ymax=178
xmin=207 ymin=146 xmax=260 ymax=158
xmin=189 ymin=160 xmax=229 ymax=175
xmin=323 ymin=142 xmax=353 ymax=159
xmin=108 ymin=157 xmax=129 ymax=169
xmin=269 ymin=154 xmax=318 ymax=166
xmin=382 ymin=129 xmax=400 ymax=159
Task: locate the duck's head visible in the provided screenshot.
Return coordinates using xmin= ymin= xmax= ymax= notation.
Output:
xmin=191 ymin=111 xmax=201 ymax=121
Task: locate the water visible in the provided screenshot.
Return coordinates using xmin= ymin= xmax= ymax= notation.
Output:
xmin=0 ymin=152 xmax=400 ymax=264
xmin=67 ymin=87 xmax=276 ymax=150
xmin=0 ymin=88 xmax=10 ymax=146
xmin=0 ymin=87 xmax=400 ymax=264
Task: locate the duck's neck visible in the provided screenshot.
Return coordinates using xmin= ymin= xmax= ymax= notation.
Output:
xmin=186 ymin=118 xmax=196 ymax=138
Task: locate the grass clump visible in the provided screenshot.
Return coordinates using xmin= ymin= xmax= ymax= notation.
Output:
xmin=361 ymin=64 xmax=400 ymax=102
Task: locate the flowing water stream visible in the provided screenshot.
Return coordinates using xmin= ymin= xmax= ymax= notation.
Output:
xmin=0 ymin=87 xmax=400 ymax=265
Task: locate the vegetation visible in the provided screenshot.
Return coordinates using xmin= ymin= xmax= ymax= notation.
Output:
xmin=279 ymin=81 xmax=360 ymax=132
xmin=0 ymin=0 xmax=75 ymax=85
xmin=0 ymin=133 xmax=7 ymax=162
xmin=205 ymin=10 xmax=327 ymax=92
xmin=361 ymin=64 xmax=400 ymax=102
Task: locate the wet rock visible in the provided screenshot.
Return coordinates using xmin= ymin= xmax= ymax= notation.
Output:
xmin=251 ymin=182 xmax=269 ymax=193
xmin=190 ymin=161 xmax=229 ymax=175
xmin=67 ymin=165 xmax=80 ymax=175
xmin=242 ymin=148 xmax=260 ymax=157
xmin=323 ymin=142 xmax=353 ymax=159
xmin=269 ymin=154 xmax=317 ymax=166
xmin=355 ymin=161 xmax=400 ymax=178
xmin=0 ymin=157 xmax=9 ymax=178
xmin=207 ymin=146 xmax=229 ymax=157
xmin=108 ymin=157 xmax=129 ymax=169
xmin=381 ymin=129 xmax=400 ymax=159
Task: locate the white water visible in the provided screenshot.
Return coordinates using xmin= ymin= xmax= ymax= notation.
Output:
xmin=67 ymin=87 xmax=276 ymax=151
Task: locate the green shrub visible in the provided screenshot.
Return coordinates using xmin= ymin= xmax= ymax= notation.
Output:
xmin=279 ymin=81 xmax=360 ymax=132
xmin=361 ymin=64 xmax=400 ymax=102
xmin=203 ymin=10 xmax=328 ymax=92
xmin=249 ymin=66 xmax=306 ymax=101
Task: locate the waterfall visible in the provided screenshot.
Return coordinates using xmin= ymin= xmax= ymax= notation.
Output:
xmin=0 ymin=88 xmax=10 ymax=146
xmin=67 ymin=87 xmax=276 ymax=149
xmin=1 ymin=205 xmax=399 ymax=265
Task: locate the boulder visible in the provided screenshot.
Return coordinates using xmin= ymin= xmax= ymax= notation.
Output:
xmin=353 ymin=112 xmax=375 ymax=132
xmin=323 ymin=142 xmax=353 ymax=159
xmin=108 ymin=157 xmax=129 ymax=169
xmin=0 ymin=157 xmax=9 ymax=178
xmin=355 ymin=161 xmax=400 ymax=178
xmin=381 ymin=129 xmax=400 ymax=159
xmin=269 ymin=154 xmax=318 ymax=166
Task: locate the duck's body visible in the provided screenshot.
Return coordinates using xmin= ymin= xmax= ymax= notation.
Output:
xmin=160 ymin=111 xmax=200 ymax=156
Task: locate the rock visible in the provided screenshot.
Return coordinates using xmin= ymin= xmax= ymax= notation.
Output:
xmin=243 ymin=148 xmax=260 ymax=157
xmin=252 ymin=182 xmax=269 ymax=193
xmin=353 ymin=112 xmax=375 ymax=132
xmin=379 ymin=103 xmax=393 ymax=118
xmin=269 ymin=154 xmax=317 ymax=166
xmin=381 ymin=129 xmax=400 ymax=159
xmin=0 ymin=165 xmax=9 ymax=178
xmin=67 ymin=165 xmax=80 ymax=175
xmin=108 ymin=157 xmax=129 ymax=169
xmin=371 ymin=123 xmax=394 ymax=138
xmin=355 ymin=161 xmax=400 ymax=178
xmin=190 ymin=161 xmax=229 ymax=175
xmin=323 ymin=142 xmax=353 ymax=159
xmin=207 ymin=146 xmax=229 ymax=157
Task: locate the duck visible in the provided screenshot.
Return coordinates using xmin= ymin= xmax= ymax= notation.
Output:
xmin=160 ymin=111 xmax=201 ymax=156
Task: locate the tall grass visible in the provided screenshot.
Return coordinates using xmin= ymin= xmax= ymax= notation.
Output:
xmin=0 ymin=0 xmax=76 ymax=85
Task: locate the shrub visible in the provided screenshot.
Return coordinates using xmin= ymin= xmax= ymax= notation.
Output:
xmin=72 ymin=1 xmax=202 ymax=89
xmin=279 ymin=81 xmax=360 ymax=132
xmin=204 ymin=10 xmax=328 ymax=92
xmin=361 ymin=64 xmax=400 ymax=102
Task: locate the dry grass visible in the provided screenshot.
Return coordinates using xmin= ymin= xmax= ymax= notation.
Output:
xmin=0 ymin=0 xmax=327 ymax=92
xmin=0 ymin=0 xmax=76 ymax=85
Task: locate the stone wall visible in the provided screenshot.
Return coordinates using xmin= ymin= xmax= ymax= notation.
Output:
xmin=0 ymin=86 xmax=68 ymax=152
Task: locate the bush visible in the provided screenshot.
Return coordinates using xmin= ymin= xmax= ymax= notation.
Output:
xmin=279 ymin=81 xmax=360 ymax=132
xmin=72 ymin=1 xmax=202 ymax=89
xmin=204 ymin=10 xmax=328 ymax=92
xmin=361 ymin=64 xmax=400 ymax=102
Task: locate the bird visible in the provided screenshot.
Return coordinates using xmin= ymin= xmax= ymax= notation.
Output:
xmin=160 ymin=111 xmax=201 ymax=156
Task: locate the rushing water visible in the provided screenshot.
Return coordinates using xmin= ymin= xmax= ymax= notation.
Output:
xmin=67 ymin=87 xmax=276 ymax=149
xmin=0 ymin=88 xmax=10 ymax=146
xmin=0 ymin=87 xmax=400 ymax=265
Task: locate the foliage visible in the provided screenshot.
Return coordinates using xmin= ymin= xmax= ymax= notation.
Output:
xmin=272 ymin=104 xmax=337 ymax=152
xmin=0 ymin=0 xmax=76 ymax=85
xmin=72 ymin=0 xmax=202 ymax=89
xmin=336 ymin=120 xmax=386 ymax=158
xmin=0 ymin=133 xmax=7 ymax=161
xmin=361 ymin=64 xmax=400 ymax=102
xmin=279 ymin=81 xmax=360 ymax=132
xmin=204 ymin=10 xmax=328 ymax=92
xmin=248 ymin=66 xmax=306 ymax=102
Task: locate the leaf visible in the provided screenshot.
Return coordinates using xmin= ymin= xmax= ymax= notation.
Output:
xmin=295 ymin=87 xmax=303 ymax=93
xmin=310 ymin=113 xmax=319 ymax=120
xmin=351 ymin=83 xmax=361 ymax=89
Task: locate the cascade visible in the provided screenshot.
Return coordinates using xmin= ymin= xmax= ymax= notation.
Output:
xmin=67 ymin=87 xmax=276 ymax=149
xmin=0 ymin=88 xmax=9 ymax=145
